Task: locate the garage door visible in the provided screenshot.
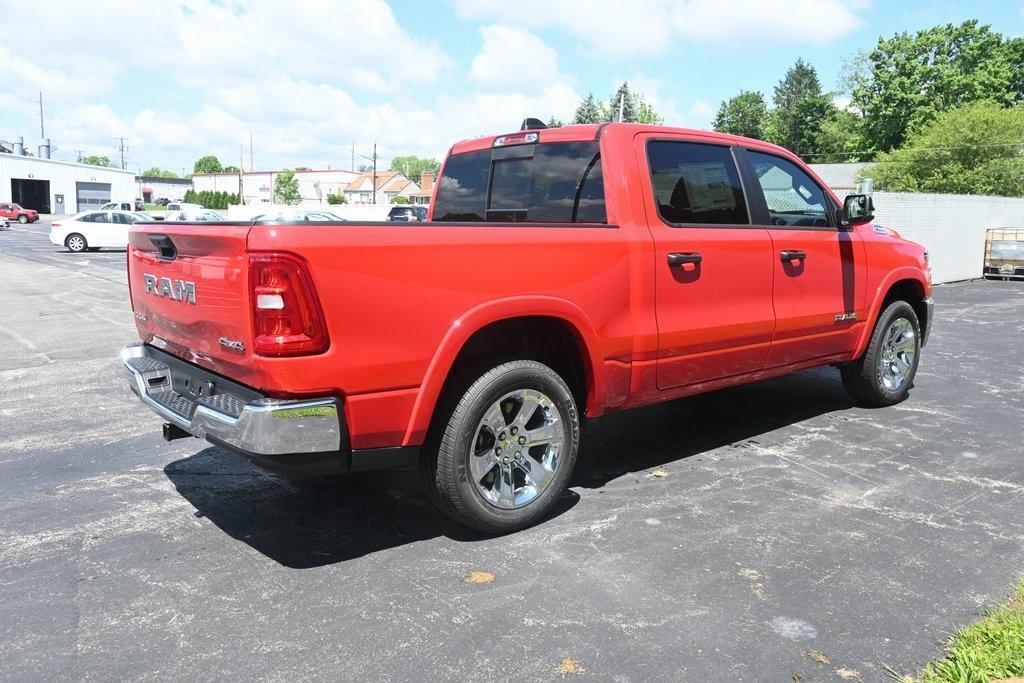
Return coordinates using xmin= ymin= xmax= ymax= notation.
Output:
xmin=76 ymin=182 xmax=111 ymax=212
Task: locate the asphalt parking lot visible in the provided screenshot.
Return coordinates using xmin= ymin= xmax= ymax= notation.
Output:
xmin=1 ymin=218 xmax=1022 ymax=681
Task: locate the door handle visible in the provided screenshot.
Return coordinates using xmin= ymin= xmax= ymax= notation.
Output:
xmin=779 ymin=250 xmax=806 ymax=262
xmin=667 ymin=252 xmax=702 ymax=266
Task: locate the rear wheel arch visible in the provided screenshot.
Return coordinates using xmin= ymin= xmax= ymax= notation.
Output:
xmin=404 ymin=305 xmax=603 ymax=447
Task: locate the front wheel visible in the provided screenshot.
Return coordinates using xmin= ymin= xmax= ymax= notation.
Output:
xmin=841 ymin=300 xmax=921 ymax=407
xmin=423 ymin=360 xmax=581 ymax=533
xmin=18 ymin=215 xmax=28 ymax=224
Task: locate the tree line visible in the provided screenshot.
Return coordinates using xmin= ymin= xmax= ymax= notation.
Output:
xmin=182 ymin=189 xmax=239 ymax=210
xmin=711 ymin=21 xmax=1024 ymax=195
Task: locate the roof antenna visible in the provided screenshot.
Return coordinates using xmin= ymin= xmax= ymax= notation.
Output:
xmin=520 ymin=118 xmax=548 ymax=131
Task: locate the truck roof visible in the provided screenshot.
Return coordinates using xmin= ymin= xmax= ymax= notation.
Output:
xmin=449 ymin=122 xmax=798 ymax=159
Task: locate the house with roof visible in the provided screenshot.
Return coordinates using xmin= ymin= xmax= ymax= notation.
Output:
xmin=343 ymin=170 xmax=420 ymax=204
xmin=407 ymin=171 xmax=435 ymax=205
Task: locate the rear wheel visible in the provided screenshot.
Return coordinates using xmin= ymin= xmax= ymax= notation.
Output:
xmin=18 ymin=215 xmax=28 ymax=224
xmin=841 ymin=300 xmax=920 ymax=407
xmin=66 ymin=233 xmax=88 ymax=253
xmin=423 ymin=360 xmax=580 ymax=533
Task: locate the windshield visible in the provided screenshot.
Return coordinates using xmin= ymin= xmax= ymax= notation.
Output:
xmin=132 ymin=212 xmax=156 ymax=222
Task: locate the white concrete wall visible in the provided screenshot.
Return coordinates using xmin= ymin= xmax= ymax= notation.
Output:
xmin=0 ymin=154 xmax=136 ymax=214
xmin=871 ymin=192 xmax=1024 ymax=284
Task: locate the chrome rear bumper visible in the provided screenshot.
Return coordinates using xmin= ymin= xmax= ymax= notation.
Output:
xmin=121 ymin=344 xmax=342 ymax=457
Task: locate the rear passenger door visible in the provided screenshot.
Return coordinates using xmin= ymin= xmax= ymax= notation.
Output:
xmin=740 ymin=149 xmax=865 ymax=366
xmin=639 ymin=137 xmax=776 ymax=389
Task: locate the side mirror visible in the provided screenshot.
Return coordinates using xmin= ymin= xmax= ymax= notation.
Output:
xmin=842 ymin=194 xmax=874 ymax=227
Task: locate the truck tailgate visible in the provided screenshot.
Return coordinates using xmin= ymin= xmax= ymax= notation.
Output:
xmin=127 ymin=223 xmax=254 ymax=377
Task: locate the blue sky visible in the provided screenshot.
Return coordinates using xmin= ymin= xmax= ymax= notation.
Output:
xmin=1 ymin=0 xmax=1022 ymax=174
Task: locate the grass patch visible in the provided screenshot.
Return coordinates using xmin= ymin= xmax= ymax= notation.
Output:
xmin=143 ymin=203 xmax=164 ymax=211
xmin=907 ymin=580 xmax=1024 ymax=683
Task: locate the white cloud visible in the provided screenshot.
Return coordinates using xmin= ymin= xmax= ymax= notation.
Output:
xmin=453 ymin=0 xmax=867 ymax=57
xmin=470 ymin=25 xmax=567 ymax=91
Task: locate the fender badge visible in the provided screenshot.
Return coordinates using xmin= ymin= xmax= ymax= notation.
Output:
xmin=834 ymin=312 xmax=857 ymax=322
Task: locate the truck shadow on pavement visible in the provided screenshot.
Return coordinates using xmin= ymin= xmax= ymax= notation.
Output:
xmin=164 ymin=367 xmax=853 ymax=568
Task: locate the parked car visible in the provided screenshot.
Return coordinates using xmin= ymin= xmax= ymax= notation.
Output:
xmin=0 ymin=202 xmax=39 ymax=223
xmin=0 ymin=216 xmax=10 ymax=230
xmin=250 ymin=210 xmax=346 ymax=222
xmin=122 ymin=121 xmax=933 ymax=533
xmin=163 ymin=209 xmax=225 ymax=222
xmin=165 ymin=202 xmax=203 ymax=213
xmin=50 ymin=210 xmax=155 ymax=252
xmin=387 ymin=205 xmax=427 ymax=222
xmin=100 ymin=200 xmax=145 ymax=212
xmin=155 ymin=197 xmax=171 ymax=206
xmin=983 ymin=228 xmax=1024 ymax=280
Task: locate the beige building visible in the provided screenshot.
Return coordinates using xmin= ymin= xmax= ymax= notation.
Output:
xmin=343 ymin=170 xmax=419 ymax=204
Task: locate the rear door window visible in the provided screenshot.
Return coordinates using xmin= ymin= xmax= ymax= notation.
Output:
xmin=433 ymin=141 xmax=606 ymax=223
xmin=646 ymin=141 xmax=749 ymax=226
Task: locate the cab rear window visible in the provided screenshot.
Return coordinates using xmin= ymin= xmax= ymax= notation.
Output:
xmin=433 ymin=142 xmax=606 ymax=223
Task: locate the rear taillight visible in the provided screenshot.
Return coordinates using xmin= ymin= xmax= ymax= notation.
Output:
xmin=51 ymin=222 xmax=62 ymax=228
xmin=250 ymin=253 xmax=329 ymax=357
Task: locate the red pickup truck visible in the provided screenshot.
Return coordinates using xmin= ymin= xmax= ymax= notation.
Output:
xmin=122 ymin=122 xmax=932 ymax=532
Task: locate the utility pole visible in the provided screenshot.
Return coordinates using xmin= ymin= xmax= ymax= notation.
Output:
xmin=38 ymin=92 xmax=45 ymax=138
xmin=117 ymin=137 xmax=128 ymax=170
xmin=618 ymin=93 xmax=624 ymax=122
xmin=372 ymin=141 xmax=377 ymax=205
xmin=249 ymin=131 xmax=254 ymax=172
xmin=351 ymin=142 xmax=355 ymax=172
xmin=239 ymin=143 xmax=245 ymax=205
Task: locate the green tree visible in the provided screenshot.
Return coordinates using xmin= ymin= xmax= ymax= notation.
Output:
xmin=713 ymin=90 xmax=768 ymax=139
xmin=768 ymin=59 xmax=832 ymax=155
xmin=866 ymin=101 xmax=1024 ymax=196
xmin=326 ymin=193 xmax=347 ymax=205
xmin=223 ymin=165 xmax=241 ymax=173
xmin=546 ymin=117 xmax=564 ymax=128
xmin=810 ymin=110 xmax=871 ymax=163
xmin=193 ymin=155 xmax=223 ymax=174
xmin=852 ymin=21 xmax=1018 ymax=153
xmin=79 ymin=155 xmax=113 ymax=167
xmin=603 ymin=82 xmax=664 ymax=124
xmin=294 ymin=166 xmax=311 ymax=172
xmin=141 ymin=167 xmax=178 ymax=178
xmin=274 ymin=169 xmax=301 ymax=205
xmin=773 ymin=58 xmax=821 ymax=111
xmin=392 ymin=195 xmax=409 ymax=204
xmin=388 ymin=156 xmax=440 ymax=181
xmin=572 ymin=93 xmax=603 ymax=124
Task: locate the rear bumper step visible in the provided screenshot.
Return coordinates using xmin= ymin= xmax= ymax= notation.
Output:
xmin=122 ymin=344 xmax=418 ymax=475
xmin=123 ymin=343 xmax=343 ymax=457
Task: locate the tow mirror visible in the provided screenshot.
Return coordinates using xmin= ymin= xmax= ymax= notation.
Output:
xmin=842 ymin=194 xmax=874 ymax=228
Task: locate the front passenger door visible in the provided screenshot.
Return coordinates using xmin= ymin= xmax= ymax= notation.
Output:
xmin=742 ymin=150 xmax=866 ymax=366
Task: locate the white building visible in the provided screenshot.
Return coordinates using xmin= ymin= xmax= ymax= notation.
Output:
xmin=192 ymin=169 xmax=359 ymax=205
xmin=0 ymin=152 xmax=136 ymax=215
xmin=136 ymin=176 xmax=191 ymax=203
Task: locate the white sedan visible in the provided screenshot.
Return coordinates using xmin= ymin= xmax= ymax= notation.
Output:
xmin=50 ymin=210 xmax=156 ymax=252
xmin=250 ymin=210 xmax=346 ymax=222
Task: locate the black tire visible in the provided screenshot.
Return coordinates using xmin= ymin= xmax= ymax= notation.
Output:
xmin=841 ymin=300 xmax=921 ymax=407
xmin=422 ymin=360 xmax=581 ymax=533
xmin=18 ymin=215 xmax=28 ymax=224
xmin=65 ymin=233 xmax=88 ymax=253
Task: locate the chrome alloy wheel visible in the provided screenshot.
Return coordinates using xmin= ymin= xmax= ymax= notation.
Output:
xmin=879 ymin=317 xmax=916 ymax=392
xmin=67 ymin=235 xmax=86 ymax=252
xmin=470 ymin=389 xmax=565 ymax=509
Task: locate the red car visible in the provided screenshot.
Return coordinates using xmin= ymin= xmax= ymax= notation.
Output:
xmin=122 ymin=122 xmax=932 ymax=532
xmin=0 ymin=202 xmax=39 ymax=223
